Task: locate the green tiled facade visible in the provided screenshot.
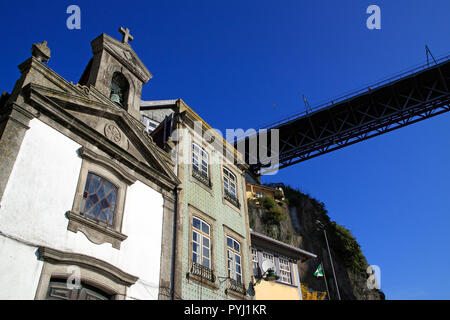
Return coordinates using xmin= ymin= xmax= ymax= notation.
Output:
xmin=178 ymin=126 xmax=251 ymax=300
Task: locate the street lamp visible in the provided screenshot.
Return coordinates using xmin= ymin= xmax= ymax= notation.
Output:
xmin=315 ymin=220 xmax=341 ymax=300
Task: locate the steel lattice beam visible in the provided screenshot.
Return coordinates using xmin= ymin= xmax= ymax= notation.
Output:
xmin=240 ymin=57 xmax=450 ymax=175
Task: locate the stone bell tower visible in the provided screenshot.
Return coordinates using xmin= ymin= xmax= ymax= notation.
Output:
xmin=79 ymin=27 xmax=152 ymax=121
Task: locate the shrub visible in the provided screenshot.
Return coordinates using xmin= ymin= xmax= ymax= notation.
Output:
xmin=259 ymin=196 xmax=277 ymax=210
xmin=328 ymin=224 xmax=368 ymax=274
xmin=262 ymin=205 xmax=286 ymax=225
xmin=274 ymin=193 xmax=284 ymax=201
xmin=248 ymin=198 xmax=258 ymax=208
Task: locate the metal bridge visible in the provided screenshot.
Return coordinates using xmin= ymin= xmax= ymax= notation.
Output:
xmin=239 ymin=54 xmax=450 ymax=175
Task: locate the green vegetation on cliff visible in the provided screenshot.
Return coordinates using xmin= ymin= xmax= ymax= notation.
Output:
xmin=249 ymin=183 xmax=385 ymax=300
xmin=279 ymin=184 xmax=369 ymax=275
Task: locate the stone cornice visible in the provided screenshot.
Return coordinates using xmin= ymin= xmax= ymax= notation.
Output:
xmin=38 ymin=246 xmax=138 ymax=286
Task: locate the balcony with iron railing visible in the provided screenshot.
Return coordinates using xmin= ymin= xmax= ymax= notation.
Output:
xmin=224 ymin=190 xmax=240 ymax=209
xmin=227 ymin=278 xmax=246 ymax=296
xmin=192 ymin=167 xmax=211 ymax=188
xmin=190 ymin=262 xmax=216 ymax=283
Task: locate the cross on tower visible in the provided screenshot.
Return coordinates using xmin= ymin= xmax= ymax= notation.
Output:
xmin=119 ymin=27 xmax=134 ymax=44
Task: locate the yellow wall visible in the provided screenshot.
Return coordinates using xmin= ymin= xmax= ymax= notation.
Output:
xmin=254 ymin=262 xmax=301 ymax=300
xmin=246 ymin=184 xmax=277 ymax=200
xmin=254 ymin=281 xmax=301 ymax=300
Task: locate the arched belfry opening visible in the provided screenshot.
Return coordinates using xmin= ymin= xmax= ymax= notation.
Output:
xmin=110 ymin=72 xmax=129 ymax=109
xmin=79 ymin=29 xmax=152 ymax=120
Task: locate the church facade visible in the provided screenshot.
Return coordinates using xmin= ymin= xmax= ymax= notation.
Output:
xmin=0 ymin=30 xmax=181 ymax=299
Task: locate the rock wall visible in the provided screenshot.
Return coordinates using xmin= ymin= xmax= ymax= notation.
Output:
xmin=248 ymin=184 xmax=385 ymax=300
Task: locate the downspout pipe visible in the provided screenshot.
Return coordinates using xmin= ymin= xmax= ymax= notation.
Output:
xmin=170 ymin=186 xmax=179 ymax=300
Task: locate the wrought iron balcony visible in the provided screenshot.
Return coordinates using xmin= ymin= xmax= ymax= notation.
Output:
xmin=224 ymin=190 xmax=240 ymax=209
xmin=190 ymin=262 xmax=216 ymax=283
xmin=227 ymin=278 xmax=246 ymax=296
xmin=192 ymin=167 xmax=211 ymax=188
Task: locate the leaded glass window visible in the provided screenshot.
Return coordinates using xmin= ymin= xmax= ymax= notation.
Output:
xmin=81 ymin=173 xmax=118 ymax=228
xmin=192 ymin=217 xmax=211 ymax=269
xmin=227 ymin=236 xmax=242 ymax=284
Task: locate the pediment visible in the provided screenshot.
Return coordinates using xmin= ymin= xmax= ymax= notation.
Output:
xmin=26 ymin=80 xmax=180 ymax=190
xmin=64 ymin=108 xmax=148 ymax=163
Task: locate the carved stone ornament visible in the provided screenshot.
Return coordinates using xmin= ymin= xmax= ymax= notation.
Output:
xmin=104 ymin=124 xmax=122 ymax=143
xmin=32 ymin=40 xmax=51 ymax=63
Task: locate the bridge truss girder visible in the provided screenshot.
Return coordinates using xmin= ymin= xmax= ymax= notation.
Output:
xmin=249 ymin=59 xmax=450 ymax=175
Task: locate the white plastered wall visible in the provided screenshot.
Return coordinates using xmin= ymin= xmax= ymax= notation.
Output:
xmin=0 ymin=119 xmax=164 ymax=300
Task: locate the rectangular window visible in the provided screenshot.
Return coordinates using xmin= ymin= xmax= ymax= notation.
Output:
xmin=192 ymin=217 xmax=211 ymax=269
xmin=262 ymin=252 xmax=274 ymax=265
xmin=255 ymin=191 xmax=264 ymax=198
xmin=251 ymin=248 xmax=259 ymax=276
xmin=144 ymin=116 xmax=159 ymax=133
xmin=279 ymin=258 xmax=292 ymax=285
xmin=192 ymin=143 xmax=209 ymax=184
xmin=223 ymin=167 xmax=240 ymax=208
xmin=226 ymin=236 xmax=242 ymax=284
xmin=223 ymin=167 xmax=237 ymax=198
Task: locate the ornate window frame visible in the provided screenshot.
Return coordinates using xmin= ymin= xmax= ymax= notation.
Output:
xmin=67 ymin=147 xmax=136 ymax=249
xmin=35 ymin=246 xmax=138 ymax=300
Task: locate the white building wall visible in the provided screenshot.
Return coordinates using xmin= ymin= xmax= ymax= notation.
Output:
xmin=0 ymin=119 xmax=164 ymax=300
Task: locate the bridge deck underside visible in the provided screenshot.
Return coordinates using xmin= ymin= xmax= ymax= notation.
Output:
xmin=248 ymin=60 xmax=450 ymax=174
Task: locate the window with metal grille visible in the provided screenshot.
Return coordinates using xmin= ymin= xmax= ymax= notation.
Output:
xmin=80 ymin=173 xmax=118 ymax=228
xmin=192 ymin=217 xmax=211 ymax=269
xmin=192 ymin=143 xmax=209 ymax=179
xmin=279 ymin=257 xmax=292 ymax=285
xmin=226 ymin=236 xmax=242 ymax=284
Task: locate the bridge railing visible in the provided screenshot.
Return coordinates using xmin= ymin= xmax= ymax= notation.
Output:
xmin=258 ymin=53 xmax=450 ymax=130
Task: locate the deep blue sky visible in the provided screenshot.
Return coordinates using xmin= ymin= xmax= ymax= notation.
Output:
xmin=1 ymin=1 xmax=449 ymax=299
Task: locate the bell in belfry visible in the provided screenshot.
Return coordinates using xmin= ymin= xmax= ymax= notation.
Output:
xmin=109 ymin=72 xmax=129 ymax=108
xmin=110 ymin=92 xmax=122 ymax=105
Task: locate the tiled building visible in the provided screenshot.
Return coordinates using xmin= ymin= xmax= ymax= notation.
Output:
xmin=140 ymin=99 xmax=252 ymax=300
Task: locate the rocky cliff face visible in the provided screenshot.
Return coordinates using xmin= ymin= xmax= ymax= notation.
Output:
xmin=248 ymin=183 xmax=385 ymax=300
